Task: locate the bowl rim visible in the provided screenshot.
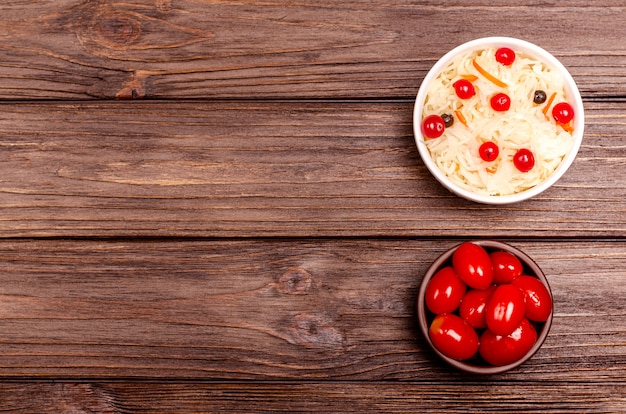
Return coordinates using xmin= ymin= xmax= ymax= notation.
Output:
xmin=413 ymin=36 xmax=585 ymax=204
xmin=417 ymin=240 xmax=553 ymax=374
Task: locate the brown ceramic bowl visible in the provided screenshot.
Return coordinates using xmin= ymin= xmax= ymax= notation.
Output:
xmin=417 ymin=240 xmax=553 ymax=374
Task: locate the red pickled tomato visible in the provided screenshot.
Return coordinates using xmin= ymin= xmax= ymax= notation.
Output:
xmin=490 ymin=93 xmax=511 ymax=111
xmin=452 ymin=242 xmax=494 ymax=290
xmin=552 ymin=102 xmax=575 ymax=125
xmin=479 ymin=141 xmax=499 ymax=162
xmin=459 ymin=286 xmax=495 ymax=329
xmin=513 ymin=148 xmax=535 ymax=172
xmin=495 ymin=47 xmax=516 ymax=66
xmin=425 ymin=266 xmax=467 ymax=314
xmin=490 ymin=251 xmax=523 ymax=284
xmin=479 ymin=318 xmax=537 ymax=366
xmin=453 ymin=79 xmax=476 ymax=99
xmin=512 ymin=275 xmax=553 ymax=322
xmin=485 ymin=284 xmax=527 ymax=336
xmin=429 ymin=313 xmax=479 ymax=361
xmin=421 ymin=114 xmax=445 ymax=139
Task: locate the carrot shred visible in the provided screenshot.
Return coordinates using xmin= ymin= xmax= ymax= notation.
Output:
xmin=472 ymin=57 xmax=508 ymax=88
xmin=542 ymin=92 xmax=557 ymax=120
xmin=562 ymin=121 xmax=575 ymax=133
xmin=461 ymin=74 xmax=479 ymax=82
xmin=454 ymin=110 xmax=468 ymax=127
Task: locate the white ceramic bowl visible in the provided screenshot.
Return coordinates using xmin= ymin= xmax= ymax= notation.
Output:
xmin=413 ymin=37 xmax=584 ymax=204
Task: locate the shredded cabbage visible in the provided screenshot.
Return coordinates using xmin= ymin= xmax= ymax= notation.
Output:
xmin=422 ymin=48 xmax=575 ymax=196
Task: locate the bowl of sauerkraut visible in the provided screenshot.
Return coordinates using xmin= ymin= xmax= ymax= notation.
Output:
xmin=413 ymin=37 xmax=584 ymax=204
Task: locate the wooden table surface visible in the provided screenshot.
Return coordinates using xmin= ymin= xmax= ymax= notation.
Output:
xmin=1 ymin=1 xmax=625 ymax=412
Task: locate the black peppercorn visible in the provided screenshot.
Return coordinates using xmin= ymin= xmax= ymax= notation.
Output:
xmin=441 ymin=113 xmax=454 ymax=128
xmin=533 ymin=90 xmax=547 ymax=105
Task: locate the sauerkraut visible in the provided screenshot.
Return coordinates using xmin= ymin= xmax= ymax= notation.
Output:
xmin=421 ymin=47 xmax=575 ymax=196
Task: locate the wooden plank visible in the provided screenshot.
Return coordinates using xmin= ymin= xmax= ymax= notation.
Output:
xmin=0 ymin=101 xmax=624 ymax=238
xmin=1 ymin=381 xmax=625 ymax=413
xmin=0 ymin=239 xmax=624 ymax=381
xmin=0 ymin=0 xmax=624 ymax=99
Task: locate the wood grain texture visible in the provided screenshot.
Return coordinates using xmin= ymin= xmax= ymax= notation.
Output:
xmin=2 ymin=1 xmax=626 ymax=412
xmin=1 ymin=381 xmax=625 ymax=413
xmin=0 ymin=0 xmax=624 ymax=99
xmin=0 ymin=101 xmax=624 ymax=238
xmin=0 ymin=239 xmax=623 ymax=381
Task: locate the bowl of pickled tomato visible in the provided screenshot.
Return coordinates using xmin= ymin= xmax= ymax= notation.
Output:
xmin=413 ymin=37 xmax=584 ymax=204
xmin=417 ymin=240 xmax=553 ymax=374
